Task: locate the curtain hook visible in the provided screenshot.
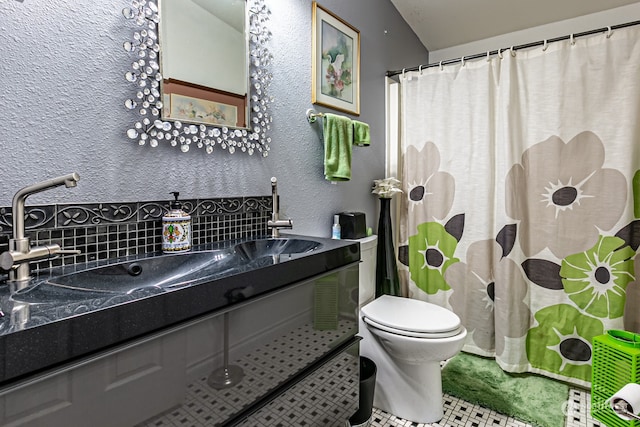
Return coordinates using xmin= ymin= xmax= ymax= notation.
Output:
xmin=419 ymin=64 xmax=424 ymax=75
xmin=510 ymin=46 xmax=516 ymax=57
xmin=461 ymin=56 xmax=465 ymax=67
xmin=606 ymin=26 xmax=613 ymax=38
xmin=402 ymin=68 xmax=406 ymax=78
xmin=486 ymin=51 xmax=491 ymax=62
xmin=497 ymin=48 xmax=503 ymax=59
xmin=439 ymin=61 xmax=443 ymax=71
xmin=570 ymin=33 xmax=575 ymax=45
xmin=542 ymin=39 xmax=548 ymax=51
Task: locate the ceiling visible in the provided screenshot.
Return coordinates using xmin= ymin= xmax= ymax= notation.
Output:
xmin=390 ymin=0 xmax=640 ymax=51
xmin=192 ymin=0 xmax=245 ymax=32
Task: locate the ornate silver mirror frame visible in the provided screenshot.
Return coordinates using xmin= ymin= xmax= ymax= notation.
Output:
xmin=122 ymin=0 xmax=273 ymax=156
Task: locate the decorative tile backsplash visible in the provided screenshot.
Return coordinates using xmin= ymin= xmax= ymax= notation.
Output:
xmin=0 ymin=196 xmax=271 ymax=273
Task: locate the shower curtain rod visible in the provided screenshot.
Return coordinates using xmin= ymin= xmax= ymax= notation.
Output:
xmin=386 ymin=20 xmax=640 ymax=77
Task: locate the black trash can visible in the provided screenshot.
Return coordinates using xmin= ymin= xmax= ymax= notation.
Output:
xmin=349 ymin=356 xmax=377 ymax=427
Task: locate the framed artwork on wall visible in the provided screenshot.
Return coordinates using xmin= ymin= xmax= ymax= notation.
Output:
xmin=311 ymin=2 xmax=360 ymax=116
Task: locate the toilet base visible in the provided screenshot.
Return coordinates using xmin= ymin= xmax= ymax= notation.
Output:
xmin=373 ymin=355 xmax=444 ymax=423
xmin=358 ymin=313 xmax=463 ymax=424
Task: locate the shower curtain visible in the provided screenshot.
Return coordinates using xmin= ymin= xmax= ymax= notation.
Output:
xmin=397 ymin=26 xmax=640 ymax=386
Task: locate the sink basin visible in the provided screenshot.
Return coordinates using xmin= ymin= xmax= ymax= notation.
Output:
xmin=234 ymin=238 xmax=323 ymax=261
xmin=9 ymin=238 xmax=323 ymax=304
xmin=41 ymin=250 xmax=236 ymax=294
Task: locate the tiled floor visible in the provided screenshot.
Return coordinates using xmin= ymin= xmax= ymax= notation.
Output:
xmin=139 ymin=320 xmax=359 ymax=426
xmin=139 ymin=319 xmax=604 ymax=427
xmin=144 ymin=375 xmax=602 ymax=427
xmin=371 ymin=387 xmax=603 ymax=427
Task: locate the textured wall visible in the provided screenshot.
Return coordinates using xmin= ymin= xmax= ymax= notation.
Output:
xmin=0 ymin=0 xmax=427 ymax=238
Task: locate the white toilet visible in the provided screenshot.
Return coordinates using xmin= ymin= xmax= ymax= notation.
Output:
xmin=356 ymin=235 xmax=467 ymax=424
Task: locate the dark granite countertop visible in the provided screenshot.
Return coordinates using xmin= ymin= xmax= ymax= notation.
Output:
xmin=0 ymin=235 xmax=360 ymax=389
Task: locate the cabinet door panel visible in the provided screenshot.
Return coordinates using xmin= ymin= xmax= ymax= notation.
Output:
xmin=91 ymin=332 xmax=187 ymax=426
xmin=0 ymin=331 xmax=186 ymax=427
xmin=0 ymin=373 xmax=72 ymax=427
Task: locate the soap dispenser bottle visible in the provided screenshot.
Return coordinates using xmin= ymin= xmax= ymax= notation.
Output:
xmin=162 ymin=192 xmax=191 ymax=253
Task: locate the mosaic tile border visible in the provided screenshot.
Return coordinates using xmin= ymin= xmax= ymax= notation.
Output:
xmin=0 ymin=196 xmax=272 ymax=273
xmin=0 ymin=196 xmax=270 ymax=232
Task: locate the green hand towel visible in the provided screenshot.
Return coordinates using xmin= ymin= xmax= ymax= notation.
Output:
xmin=323 ymin=113 xmax=353 ymax=181
xmin=353 ymin=120 xmax=370 ymax=146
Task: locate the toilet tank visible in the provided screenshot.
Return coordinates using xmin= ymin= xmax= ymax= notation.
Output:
xmin=357 ymin=235 xmax=378 ymax=307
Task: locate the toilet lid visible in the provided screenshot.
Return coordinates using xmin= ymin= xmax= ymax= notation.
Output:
xmin=361 ymin=295 xmax=462 ymax=338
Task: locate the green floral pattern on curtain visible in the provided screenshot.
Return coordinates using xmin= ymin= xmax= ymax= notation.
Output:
xmin=560 ymin=235 xmax=635 ymax=319
xmin=526 ymin=304 xmax=604 ymax=381
xmin=408 ymin=222 xmax=459 ymax=295
xmin=398 ymin=132 xmax=638 ymax=386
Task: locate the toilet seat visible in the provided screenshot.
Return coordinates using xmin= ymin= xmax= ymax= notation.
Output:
xmin=361 ymin=295 xmax=462 ymax=339
xmin=363 ymin=316 xmax=463 ymax=338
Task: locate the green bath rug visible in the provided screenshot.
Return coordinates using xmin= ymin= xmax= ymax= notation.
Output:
xmin=441 ymin=352 xmax=569 ymax=427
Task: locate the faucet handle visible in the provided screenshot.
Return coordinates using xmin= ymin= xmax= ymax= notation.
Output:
xmin=56 ymin=249 xmax=82 ymax=256
xmin=0 ymin=245 xmax=59 ymax=270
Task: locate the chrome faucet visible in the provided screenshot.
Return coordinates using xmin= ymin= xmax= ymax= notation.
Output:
xmin=267 ymin=177 xmax=292 ymax=238
xmin=0 ymin=173 xmax=81 ymax=284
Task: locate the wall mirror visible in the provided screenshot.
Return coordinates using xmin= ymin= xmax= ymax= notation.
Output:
xmin=123 ymin=0 xmax=273 ymax=156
